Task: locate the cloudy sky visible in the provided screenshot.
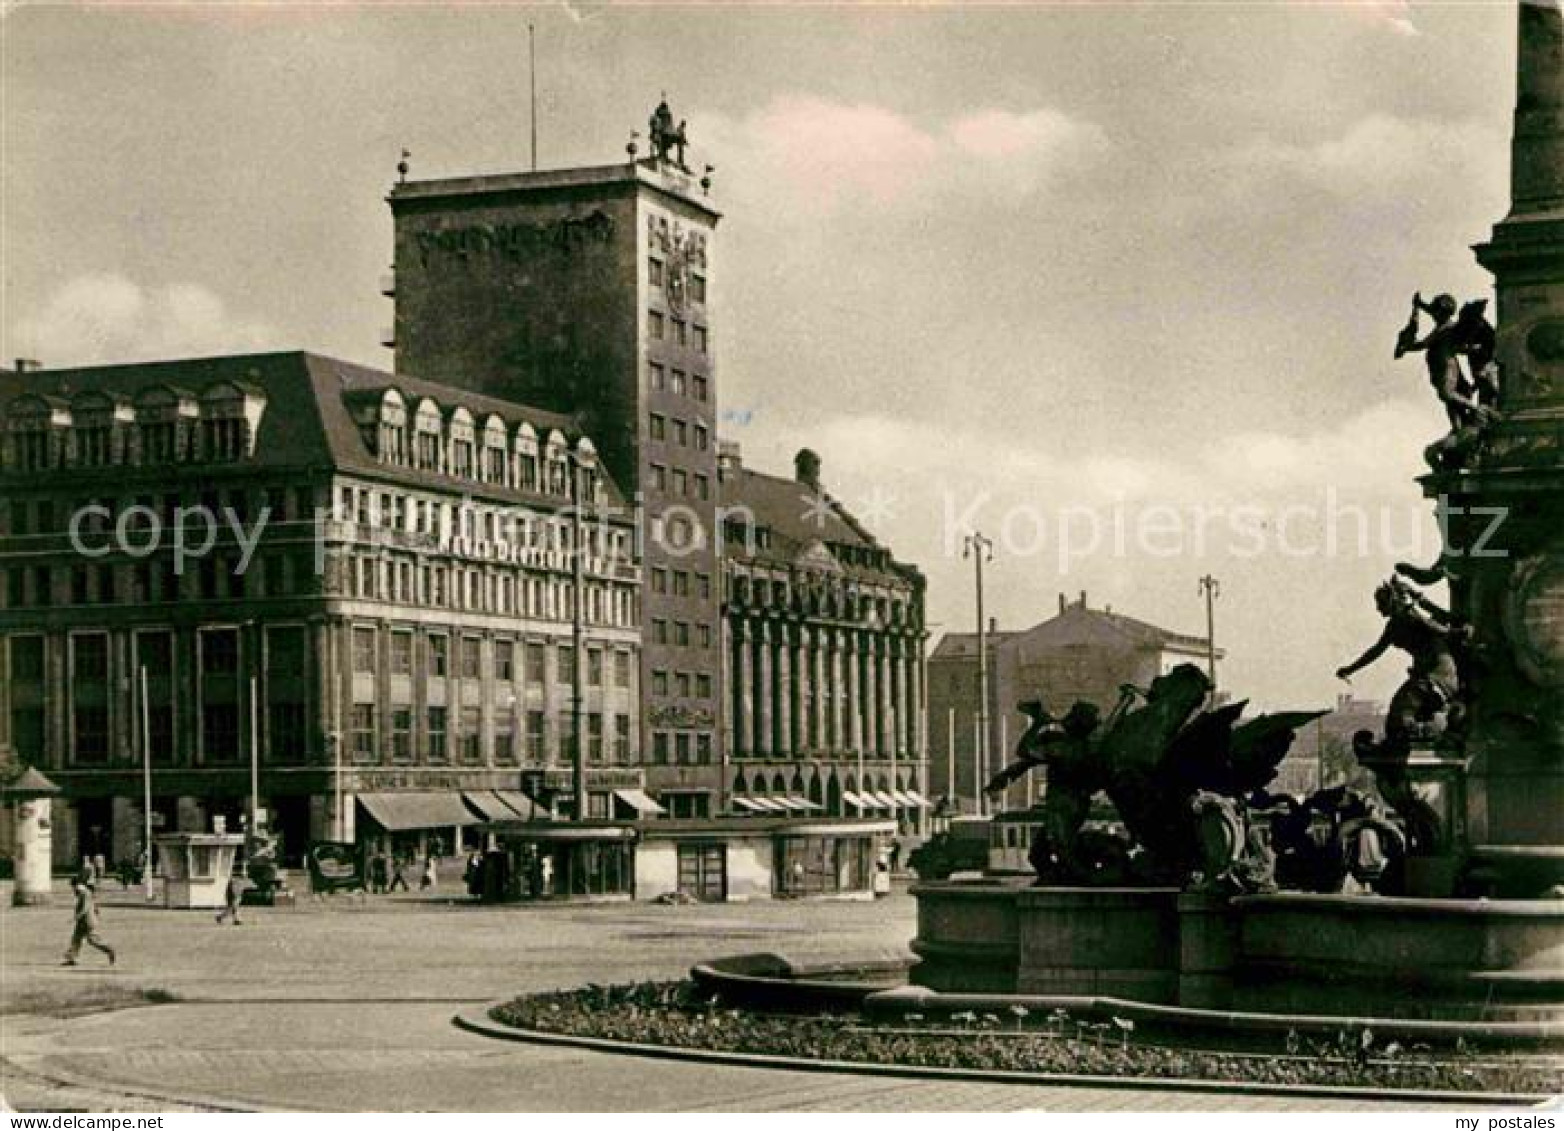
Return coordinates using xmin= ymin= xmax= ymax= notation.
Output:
xmin=2 ymin=1 xmax=1522 ymax=711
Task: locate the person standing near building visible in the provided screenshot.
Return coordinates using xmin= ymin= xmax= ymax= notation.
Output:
xmin=62 ymin=876 xmax=116 ymax=967
xmin=420 ymin=853 xmax=438 ymax=892
xmin=388 ymin=855 xmax=410 ymax=892
xmin=215 ymin=869 xmax=244 ymax=925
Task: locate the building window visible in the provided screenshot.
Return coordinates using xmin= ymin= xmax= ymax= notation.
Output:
xmin=691 ymin=275 xmax=706 ymax=303
xmin=391 ymin=632 xmax=413 ymax=675
xmin=648 ymin=311 xmax=664 ymax=340
xmin=428 ymin=635 xmax=448 ymax=678
xmin=651 ymin=568 xmax=667 ymax=594
xmin=648 ymin=257 xmax=663 ymax=287
xmin=699 ymin=624 xmax=713 ymax=648
xmin=696 ymin=734 xmax=713 ymax=764
xmin=388 ymin=709 xmax=412 ymax=761
xmin=673 ymin=319 xmax=687 ymax=347
xmin=587 ymin=649 xmax=603 ymax=686
xmin=671 ymin=369 xmax=686 ymax=396
xmin=674 ymin=622 xmax=690 ymax=647
xmin=557 ymin=644 xmax=574 ymax=682
xmin=672 ymin=469 xmax=688 ymax=497
xmin=649 ymin=413 xmax=666 ymax=442
xmin=652 ymin=732 xmax=670 ymax=765
xmin=494 ymin=715 xmax=516 ymax=764
xmin=694 ymin=325 xmax=708 ymax=353
xmin=427 ymin=706 xmax=448 ymax=761
xmin=651 ymin=464 xmax=667 ymax=492
xmin=649 ymin=362 xmax=665 ymax=391
xmin=694 ymin=474 xmax=709 ymax=501
xmin=672 ymin=571 xmax=690 ymax=597
xmin=460 ymin=637 xmax=481 ymax=679
xmin=587 ymin=714 xmax=604 ymax=763
xmin=675 ymin=671 xmax=692 ymax=698
xmin=673 ymin=419 xmax=687 ymax=447
xmin=694 ymin=424 xmax=709 ymax=451
xmin=526 ymin=710 xmax=546 ymax=758
xmin=73 ymin=707 xmax=110 ymax=765
xmin=675 ymin=732 xmax=691 ymax=764
xmin=652 ymin=670 xmax=668 ymax=696
xmin=460 ymin=706 xmax=483 ymax=764
xmin=496 ymin=640 xmax=515 ymax=681
xmin=692 ymin=374 xmax=708 ymax=402
xmin=613 ymin=651 xmax=631 ymax=688
xmin=696 ymin=673 xmax=712 ymax=698
xmin=352 ymin=627 xmax=376 ymax=674
xmin=10 ymin=635 xmax=45 ymax=680
xmin=525 ymin=642 xmax=546 ymax=685
xmin=270 ymin=703 xmax=306 ymax=761
xmin=72 ymin=633 xmax=109 ymax=681
xmin=351 ymin=704 xmax=376 ymax=761
xmin=652 ymin=620 xmax=668 ymax=646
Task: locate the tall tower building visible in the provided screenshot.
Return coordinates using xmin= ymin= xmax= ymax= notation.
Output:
xmin=387 ymin=108 xmax=724 ymax=812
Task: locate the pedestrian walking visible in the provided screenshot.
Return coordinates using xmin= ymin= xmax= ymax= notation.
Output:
xmin=215 ymin=869 xmax=244 ymax=925
xmin=387 ymin=855 xmax=411 ymax=892
xmin=369 ymin=851 xmax=389 ymax=894
xmin=420 ymin=853 xmax=438 ymax=891
xmin=62 ymin=876 xmax=116 ymax=967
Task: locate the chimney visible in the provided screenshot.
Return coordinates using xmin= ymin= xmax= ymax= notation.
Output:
xmin=717 ymin=440 xmax=742 ymax=480
xmin=1078 ymin=590 xmax=1087 ymax=608
xmin=1058 ymin=593 xmax=1067 ymax=614
xmin=794 ymin=447 xmax=822 ymax=491
xmin=988 ymin=616 xmax=997 ymax=635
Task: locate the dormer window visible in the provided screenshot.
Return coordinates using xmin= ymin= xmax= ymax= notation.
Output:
xmin=514 ymin=422 xmax=539 ymax=491
xmin=544 ymin=430 xmax=569 ymax=496
xmin=448 ymin=407 xmax=475 ymax=479
xmin=413 ymin=398 xmax=442 ymax=471
xmin=481 ymin=414 xmax=508 ymax=484
xmin=3 ymin=394 xmax=71 ymax=472
xmin=197 ymin=380 xmax=266 ymax=462
xmin=69 ymin=391 xmax=134 ymax=467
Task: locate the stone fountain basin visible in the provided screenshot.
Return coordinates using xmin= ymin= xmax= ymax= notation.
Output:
xmin=910 ymin=880 xmax=1564 ymax=1025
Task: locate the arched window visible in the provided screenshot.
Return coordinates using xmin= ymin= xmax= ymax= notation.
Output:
xmin=447 ymin=407 xmax=476 ymax=478
xmin=544 ymin=430 xmax=569 ymax=496
xmin=513 ymin=422 xmax=539 ymax=491
xmin=2 ymin=393 xmax=70 ymax=471
xmin=70 ymin=391 xmax=132 ymax=467
xmin=412 ymin=398 xmax=442 ymax=471
xmin=197 ymin=380 xmax=266 ymax=461
xmin=574 ymin=436 xmax=599 ymax=503
xmin=480 ymin=414 xmax=508 ymax=484
xmin=134 ymin=385 xmax=197 ymax=464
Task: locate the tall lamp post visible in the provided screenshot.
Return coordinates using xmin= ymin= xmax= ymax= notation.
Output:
xmin=963 ymin=532 xmax=994 ymax=816
xmin=1198 ymin=574 xmax=1220 ymax=703
xmin=569 ymin=447 xmax=591 ymax=822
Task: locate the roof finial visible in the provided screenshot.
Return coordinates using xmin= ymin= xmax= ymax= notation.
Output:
xmin=396 ymin=148 xmax=410 ymax=184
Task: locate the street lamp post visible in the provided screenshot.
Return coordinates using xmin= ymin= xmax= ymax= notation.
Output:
xmin=570 ymin=450 xmax=589 ymax=823
xmin=963 ymin=532 xmax=994 ymax=816
xmin=1198 ymin=574 xmax=1220 ymax=703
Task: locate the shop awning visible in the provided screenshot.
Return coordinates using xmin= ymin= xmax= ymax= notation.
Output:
xmin=613 ymin=788 xmax=667 ymax=816
xmin=902 ymin=790 xmax=933 ymax=808
xmin=358 ymin=792 xmax=478 ymax=832
xmin=463 ymin=790 xmax=549 ymax=822
xmin=779 ymin=796 xmax=822 ymax=812
xmin=493 ymin=790 xmax=550 ymax=820
xmin=871 ymin=790 xmax=900 ymax=809
xmin=890 ymin=790 xmax=917 ymax=807
xmin=842 ymin=791 xmax=873 ymax=810
xmin=732 ymin=796 xmax=771 ymax=814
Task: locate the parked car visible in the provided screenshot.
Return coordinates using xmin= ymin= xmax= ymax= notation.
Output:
xmin=907 ymin=817 xmax=991 ymax=880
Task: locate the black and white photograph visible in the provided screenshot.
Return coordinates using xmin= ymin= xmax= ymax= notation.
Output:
xmin=0 ymin=0 xmax=1561 ymax=1116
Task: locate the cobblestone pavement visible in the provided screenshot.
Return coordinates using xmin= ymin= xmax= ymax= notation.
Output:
xmin=0 ymin=881 xmax=1476 ymax=1112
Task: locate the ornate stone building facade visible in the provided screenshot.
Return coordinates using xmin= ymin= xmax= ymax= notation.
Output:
xmin=720 ymin=447 xmax=929 ymax=830
xmin=0 ymin=353 xmax=644 ymax=866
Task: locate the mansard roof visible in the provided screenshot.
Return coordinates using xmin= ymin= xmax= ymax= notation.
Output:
xmin=0 ymin=350 xmax=627 ymax=508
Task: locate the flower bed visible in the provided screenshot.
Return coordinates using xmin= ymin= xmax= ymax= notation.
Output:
xmin=490 ymin=981 xmax=1562 ymax=1096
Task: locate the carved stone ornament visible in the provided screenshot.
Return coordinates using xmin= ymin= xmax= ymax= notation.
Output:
xmin=1503 ymin=546 xmax=1564 ymax=686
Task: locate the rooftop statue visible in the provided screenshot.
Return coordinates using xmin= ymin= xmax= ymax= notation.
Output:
xmin=647 ymin=97 xmax=690 ymax=171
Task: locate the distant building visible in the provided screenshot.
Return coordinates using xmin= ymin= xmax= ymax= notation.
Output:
xmin=719 ymin=446 xmax=928 ymax=830
xmin=927 ymin=593 xmax=1219 ymax=812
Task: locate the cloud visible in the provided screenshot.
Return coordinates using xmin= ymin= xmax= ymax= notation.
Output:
xmin=10 ymin=273 xmax=281 ymax=367
xmin=702 ymin=95 xmax=1107 ymax=215
xmin=1229 ymin=114 xmax=1504 ymax=202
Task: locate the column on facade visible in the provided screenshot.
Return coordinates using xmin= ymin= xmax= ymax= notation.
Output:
xmin=845 ymin=632 xmax=861 ymax=757
xmin=829 ymin=630 xmax=844 ymax=753
xmin=812 ymin=628 xmax=827 ymax=755
xmin=721 ymin=617 xmax=735 ymax=756
xmin=894 ymin=638 xmax=911 ymax=757
xmin=737 ymin=619 xmax=754 ymax=757
xmin=877 ymin=633 xmax=893 ymax=758
xmin=863 ymin=635 xmax=879 ymax=760
xmin=541 ymin=626 xmax=560 ymax=766
xmin=776 ymin=624 xmax=792 ymax=758
xmin=756 ymin=619 xmax=773 ymax=757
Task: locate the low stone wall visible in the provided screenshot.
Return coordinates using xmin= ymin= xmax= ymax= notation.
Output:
xmin=912 ymin=881 xmax=1564 ymax=1022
